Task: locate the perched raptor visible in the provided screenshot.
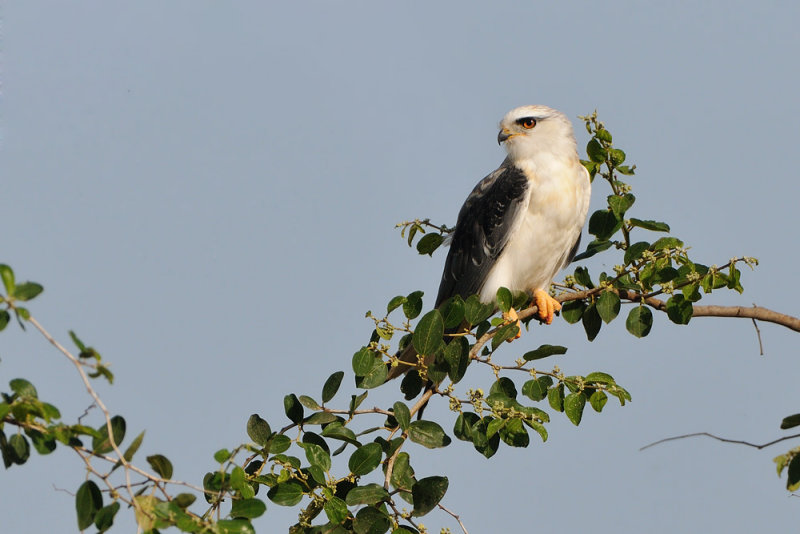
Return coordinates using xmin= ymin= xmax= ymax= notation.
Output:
xmin=388 ymin=105 xmax=591 ymax=379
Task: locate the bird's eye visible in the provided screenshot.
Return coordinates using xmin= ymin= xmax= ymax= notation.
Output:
xmin=517 ymin=117 xmax=537 ymax=129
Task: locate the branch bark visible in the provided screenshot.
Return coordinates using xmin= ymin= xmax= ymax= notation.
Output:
xmin=552 ymin=288 xmax=800 ymax=333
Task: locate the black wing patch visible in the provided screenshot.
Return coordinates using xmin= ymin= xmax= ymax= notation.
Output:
xmin=435 ymin=164 xmax=529 ymax=307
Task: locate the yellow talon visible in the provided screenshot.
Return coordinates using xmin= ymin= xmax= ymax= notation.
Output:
xmin=534 ymin=289 xmax=561 ymax=325
xmin=502 ymin=307 xmax=522 ymax=340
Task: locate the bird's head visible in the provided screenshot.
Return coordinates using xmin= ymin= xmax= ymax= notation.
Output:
xmin=497 ymin=105 xmax=578 ymax=163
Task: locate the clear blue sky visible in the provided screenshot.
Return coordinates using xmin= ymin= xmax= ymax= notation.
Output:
xmin=3 ymin=2 xmax=799 ymax=532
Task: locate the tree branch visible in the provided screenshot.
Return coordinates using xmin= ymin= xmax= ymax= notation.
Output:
xmin=640 ymin=431 xmax=800 ymax=451
xmin=554 ymin=288 xmax=800 ymax=333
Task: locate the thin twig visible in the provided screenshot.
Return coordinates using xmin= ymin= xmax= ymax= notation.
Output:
xmin=640 ymin=431 xmax=800 ymax=451
xmin=752 ymin=315 xmax=764 ymax=356
xmin=438 ymin=503 xmax=470 ymax=534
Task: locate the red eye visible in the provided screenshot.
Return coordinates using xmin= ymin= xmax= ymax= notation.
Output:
xmin=520 ymin=118 xmax=536 ymax=129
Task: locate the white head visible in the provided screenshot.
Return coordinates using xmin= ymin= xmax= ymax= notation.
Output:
xmin=497 ymin=105 xmax=579 ymax=163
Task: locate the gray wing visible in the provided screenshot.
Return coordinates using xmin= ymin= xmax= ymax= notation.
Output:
xmin=434 ymin=163 xmax=529 ymax=307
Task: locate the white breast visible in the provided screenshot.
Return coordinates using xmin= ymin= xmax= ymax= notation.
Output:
xmin=479 ymin=158 xmax=590 ymax=302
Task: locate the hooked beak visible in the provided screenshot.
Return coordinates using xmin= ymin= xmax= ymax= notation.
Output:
xmin=497 ymin=128 xmax=511 ymax=145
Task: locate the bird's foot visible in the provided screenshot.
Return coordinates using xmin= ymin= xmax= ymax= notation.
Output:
xmin=534 ymin=289 xmax=561 ymax=325
xmin=502 ymin=307 xmax=523 ymax=340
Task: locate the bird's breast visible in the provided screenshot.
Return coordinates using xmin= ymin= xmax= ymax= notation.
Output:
xmin=478 ymin=159 xmax=590 ymax=302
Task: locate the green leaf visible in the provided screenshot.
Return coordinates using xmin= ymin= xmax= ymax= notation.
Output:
xmin=629 ymin=218 xmax=670 ymax=232
xmin=788 ymin=455 xmax=800 ymax=492
xmin=565 ymin=393 xmax=586 ymax=426
xmin=230 ymin=498 xmax=267 ymax=519
xmin=0 ymin=264 xmax=15 ymax=295
xmin=453 ymin=412 xmax=478 ymax=442
xmin=411 ymin=476 xmax=449 ymax=517
xmin=217 ymin=519 xmax=256 ymax=534
xmin=387 ymin=295 xmax=406 ymax=314
xmin=324 ymin=495 xmax=349 ymax=524
xmin=522 ymin=376 xmax=553 ymax=402
xmin=548 ymin=383 xmax=564 ymax=412
xmin=412 ymin=310 xmax=444 ymax=356
xmin=322 ymin=422 xmax=360 ymax=446
xmin=76 ymin=480 xmax=103 ymax=530
xmin=173 ymin=493 xmax=196 ymax=508
xmin=352 ymin=347 xmax=375 ymax=375
xmin=560 ymin=300 xmax=585 ymax=324
xmin=588 ymin=209 xmax=621 ymax=241
xmin=609 ymin=148 xmax=626 ymax=165
xmin=94 ymin=502 xmax=120 ymax=532
xmin=408 ymin=420 xmax=451 ymax=448
xmin=0 ymin=310 xmax=9 ymax=331
xmin=596 ymin=291 xmax=620 ymax=324
xmin=8 ymin=433 xmax=30 ymax=464
xmin=267 ymin=481 xmax=304 ymax=506
xmin=491 ymin=322 xmax=519 ymax=350
xmin=121 ymin=430 xmax=145 ymax=463
xmin=93 ymin=415 xmax=126 ymax=454
xmin=247 ymin=414 xmax=272 ymax=446
xmin=489 ymin=377 xmax=517 ymax=399
xmin=626 ymin=306 xmax=653 ymax=337
xmin=523 ymin=344 xmax=567 ymax=361
xmin=650 ymin=237 xmax=684 ymax=251
xmin=9 ymin=378 xmax=37 ymax=398
xmin=214 ymin=448 xmax=232 ymax=463
xmin=464 ymin=294 xmax=494 ymax=326
xmin=145 ymin=454 xmax=173 ymax=479
xmin=780 ymin=414 xmax=800 ymax=430
xmin=284 ymin=394 xmax=304 ymax=425
xmin=13 ymin=282 xmax=43 ymax=301
xmin=444 ymin=337 xmax=469 ymax=384
xmin=322 ymin=371 xmax=345 ymax=404
xmin=345 ymin=484 xmax=389 ymax=506
xmin=589 ymin=391 xmax=608 ymax=412
xmin=389 ymin=452 xmax=417 ymax=504
xmin=499 ymin=417 xmax=530 ymax=448
xmin=299 ymin=395 xmax=322 ymax=411
xmin=393 ymin=402 xmax=411 ymax=431
xmin=496 ymin=287 xmax=512 ymax=313
xmin=624 ymin=241 xmax=650 ymax=265
xmin=304 ymin=442 xmax=332 ymax=472
xmin=585 ymin=372 xmax=616 ymax=384
xmin=439 ymin=295 xmax=465 ymax=329
xmin=572 ymin=239 xmax=613 ymax=261
xmin=666 ymin=294 xmax=693 ymax=325
xmin=582 ymin=302 xmax=601 ymax=341
xmin=574 ymin=266 xmax=593 ymax=288
xmin=26 ymin=429 xmax=56 ymax=455
xmin=416 ymin=233 xmax=443 ymax=256
xmin=268 ymin=433 xmax=292 ymax=454
xmin=403 ymin=291 xmax=424 ymax=320
xmin=349 ymin=442 xmax=382 ymax=475
xmin=617 ymin=164 xmax=636 ymax=175
xmin=304 ymin=412 xmax=338 ymax=425
xmin=596 ymin=127 xmax=612 ymax=142
xmin=586 ymin=138 xmax=606 ymax=163
xmin=608 ymin=193 xmax=635 ymax=219
xmin=355 ymin=354 xmax=388 ymax=390
xmin=354 ymin=506 xmax=391 ymax=533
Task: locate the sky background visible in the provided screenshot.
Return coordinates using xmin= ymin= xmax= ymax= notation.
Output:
xmin=3 ymin=2 xmax=799 ymax=532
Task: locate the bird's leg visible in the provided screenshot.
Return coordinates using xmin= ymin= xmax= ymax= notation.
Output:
xmin=502 ymin=307 xmax=522 ymax=340
xmin=533 ymin=288 xmax=561 ymax=325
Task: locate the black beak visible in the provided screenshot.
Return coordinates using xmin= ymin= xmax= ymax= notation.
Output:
xmin=497 ymin=130 xmax=510 ymax=145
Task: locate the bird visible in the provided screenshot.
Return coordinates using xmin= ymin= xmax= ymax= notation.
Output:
xmin=387 ymin=105 xmax=591 ymax=381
